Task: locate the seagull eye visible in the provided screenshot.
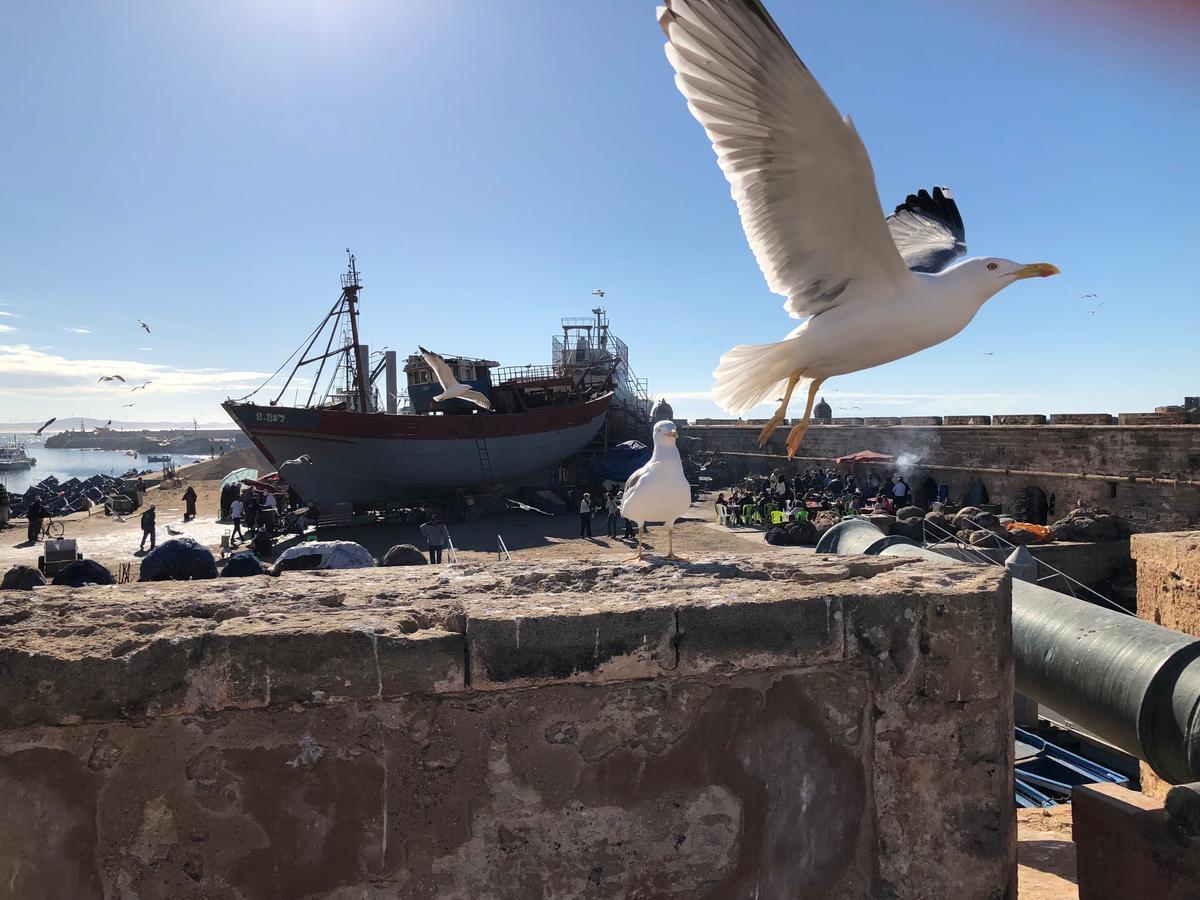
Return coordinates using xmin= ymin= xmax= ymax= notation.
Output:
xmin=986 ymin=262 xmax=998 ymax=271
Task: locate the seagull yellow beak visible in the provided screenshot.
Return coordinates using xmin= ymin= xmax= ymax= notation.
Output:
xmin=1012 ymin=262 xmax=1061 ymax=280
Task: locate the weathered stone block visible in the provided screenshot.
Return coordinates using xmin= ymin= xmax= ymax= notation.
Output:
xmin=0 ymin=557 xmax=1014 ymax=899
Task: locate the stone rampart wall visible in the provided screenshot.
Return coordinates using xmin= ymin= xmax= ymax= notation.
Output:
xmin=0 ymin=558 xmax=1014 ymax=899
xmin=686 ymin=424 xmax=1200 ymax=531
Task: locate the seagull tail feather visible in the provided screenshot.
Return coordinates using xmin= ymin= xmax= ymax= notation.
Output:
xmin=712 ymin=338 xmax=807 ymax=416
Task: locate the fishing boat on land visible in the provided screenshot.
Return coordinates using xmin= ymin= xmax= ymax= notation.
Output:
xmin=223 ymin=255 xmax=650 ymax=510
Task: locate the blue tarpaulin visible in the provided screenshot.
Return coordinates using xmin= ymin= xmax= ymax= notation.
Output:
xmin=590 ymin=440 xmax=651 ymax=486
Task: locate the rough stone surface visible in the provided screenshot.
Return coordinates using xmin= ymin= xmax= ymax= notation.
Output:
xmin=1132 ymin=531 xmax=1200 ymax=800
xmin=0 ymin=556 xmax=1014 ymax=899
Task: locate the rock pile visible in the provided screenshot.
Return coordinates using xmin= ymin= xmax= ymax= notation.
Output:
xmin=8 ymin=473 xmax=136 ymax=519
xmin=1050 ymin=503 xmax=1124 ymax=542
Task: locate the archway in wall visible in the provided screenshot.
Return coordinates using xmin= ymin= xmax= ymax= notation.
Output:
xmin=965 ymin=478 xmax=990 ymax=507
xmin=916 ymin=477 xmax=938 ymax=509
xmin=1016 ymin=486 xmax=1050 ymax=525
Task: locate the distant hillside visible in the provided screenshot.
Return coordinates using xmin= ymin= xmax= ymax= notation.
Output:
xmin=0 ymin=417 xmax=231 ymax=433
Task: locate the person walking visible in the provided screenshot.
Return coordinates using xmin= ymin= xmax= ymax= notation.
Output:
xmin=25 ymin=495 xmax=44 ymax=544
xmin=139 ymin=504 xmax=157 ymax=551
xmin=230 ymin=496 xmax=244 ymax=542
xmin=182 ymin=485 xmax=198 ymax=521
xmin=0 ymin=481 xmax=9 ymax=531
xmin=579 ymin=492 xmax=593 ymax=538
xmin=420 ymin=514 xmax=449 ymax=564
xmin=605 ymin=491 xmax=620 ymax=537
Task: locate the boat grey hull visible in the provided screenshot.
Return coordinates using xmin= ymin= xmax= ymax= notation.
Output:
xmin=223 ymin=395 xmax=611 ymax=507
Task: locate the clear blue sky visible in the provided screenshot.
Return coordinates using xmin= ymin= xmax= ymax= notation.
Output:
xmin=2 ymin=1 xmax=1197 ymax=426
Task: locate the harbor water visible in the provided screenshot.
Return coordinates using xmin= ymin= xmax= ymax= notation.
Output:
xmin=0 ymin=447 xmax=202 ymax=495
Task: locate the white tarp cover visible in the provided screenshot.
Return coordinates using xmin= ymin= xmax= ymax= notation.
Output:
xmin=274 ymin=540 xmax=375 ymax=570
xmin=221 ymin=467 xmax=260 ymax=488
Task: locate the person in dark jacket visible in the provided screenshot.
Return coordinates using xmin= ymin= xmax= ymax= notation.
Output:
xmin=182 ymin=486 xmax=198 ymax=521
xmin=25 ymin=495 xmax=44 ymax=543
xmin=139 ymin=505 xmax=156 ymax=551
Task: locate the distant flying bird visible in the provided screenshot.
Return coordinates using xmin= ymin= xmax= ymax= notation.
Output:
xmin=620 ymin=420 xmax=691 ymax=560
xmin=418 ymin=346 xmax=492 ymax=410
xmin=281 ymin=454 xmax=312 ymax=467
xmin=982 ymin=352 xmax=995 ymax=356
xmin=1080 ymin=293 xmax=1097 ymax=299
xmin=130 ymin=381 xmax=152 ymax=391
xmin=98 ymin=375 xmax=126 ymax=383
xmin=659 ymin=1 xmax=1059 ymax=458
xmin=1084 ymin=303 xmax=1105 ymax=316
xmin=121 ymin=403 xmax=136 ymax=408
xmin=138 ymin=320 xmax=151 ymax=334
xmin=34 ymin=416 xmax=56 ymax=436
xmin=592 ymin=289 xmax=606 ymax=299
xmin=103 ymin=419 xmax=111 ymax=427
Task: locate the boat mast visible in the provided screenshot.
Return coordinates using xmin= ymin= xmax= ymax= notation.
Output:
xmin=341 ymin=251 xmax=369 ymax=413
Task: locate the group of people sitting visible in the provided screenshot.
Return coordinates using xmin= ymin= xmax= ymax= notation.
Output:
xmin=716 ymin=466 xmax=916 ymax=526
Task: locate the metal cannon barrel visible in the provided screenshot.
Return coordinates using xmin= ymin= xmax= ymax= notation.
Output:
xmin=817 ymin=518 xmax=1200 ymax=784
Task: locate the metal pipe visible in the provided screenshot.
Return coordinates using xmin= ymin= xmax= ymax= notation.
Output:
xmin=818 ymin=518 xmax=1200 ymax=784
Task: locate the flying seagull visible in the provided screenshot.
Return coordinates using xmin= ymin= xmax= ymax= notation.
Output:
xmin=659 ymin=1 xmax=1059 ymax=458
xmin=98 ymin=375 xmax=126 ymax=383
xmin=592 ymin=289 xmax=606 ymax=298
xmin=130 ymin=381 xmax=152 ymax=391
xmin=34 ymin=416 xmax=56 ymax=436
xmin=1080 ymin=293 xmax=1097 ymax=299
xmin=620 ymin=420 xmax=691 ymax=560
xmin=418 ymin=346 xmax=492 ymax=410
xmin=1084 ymin=303 xmax=1105 ymax=316
xmin=121 ymin=403 xmax=136 ymax=408
xmin=281 ymin=454 xmax=312 ymax=467
xmin=138 ymin=320 xmax=151 ymax=334
xmin=982 ymin=352 xmax=995 ymax=356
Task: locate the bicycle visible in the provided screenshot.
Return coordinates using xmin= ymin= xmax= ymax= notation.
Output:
xmin=37 ymin=517 xmax=64 ymax=540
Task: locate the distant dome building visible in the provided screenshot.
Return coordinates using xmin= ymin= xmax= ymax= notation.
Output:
xmin=652 ymin=398 xmax=675 ymax=422
xmin=814 ymin=397 xmax=832 ymax=420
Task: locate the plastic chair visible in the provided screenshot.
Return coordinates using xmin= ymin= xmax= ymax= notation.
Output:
xmin=770 ymin=510 xmax=786 ymax=525
xmin=742 ymin=504 xmax=755 ymax=525
xmin=715 ymin=503 xmax=731 ymax=526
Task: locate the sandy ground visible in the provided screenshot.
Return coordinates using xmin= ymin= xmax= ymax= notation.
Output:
xmin=0 ymin=477 xmax=774 ymax=576
xmin=0 ymin=464 xmax=1080 ymax=893
xmin=1016 ymin=805 xmax=1077 ymax=899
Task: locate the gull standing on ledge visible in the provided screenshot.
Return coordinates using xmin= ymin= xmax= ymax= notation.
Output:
xmin=418 ymin=346 xmax=492 ymax=410
xmin=620 ymin=420 xmax=691 ymax=560
xmin=659 ymin=1 xmax=1059 ymax=458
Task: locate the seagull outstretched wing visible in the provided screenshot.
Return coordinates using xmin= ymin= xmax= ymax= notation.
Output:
xmin=886 ymin=187 xmax=968 ymax=274
xmin=418 ymin=346 xmax=461 ymax=393
xmin=659 ymin=0 xmax=910 ymax=319
xmin=458 ymin=389 xmax=492 ymax=411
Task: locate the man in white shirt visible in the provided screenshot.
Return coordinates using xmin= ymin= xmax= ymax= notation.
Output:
xmin=230 ymin=497 xmax=245 ymax=541
xmin=892 ymin=475 xmax=909 ymax=503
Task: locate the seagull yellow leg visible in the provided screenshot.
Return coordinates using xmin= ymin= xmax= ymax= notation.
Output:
xmin=785 ymin=378 xmax=825 ymax=459
xmin=757 ymin=371 xmax=803 ymax=448
xmin=623 ymin=524 xmax=645 ymax=562
xmin=665 ymin=523 xmax=685 ymax=560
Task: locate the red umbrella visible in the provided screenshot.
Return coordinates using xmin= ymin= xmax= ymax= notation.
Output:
xmin=835 ymin=450 xmax=894 ymax=465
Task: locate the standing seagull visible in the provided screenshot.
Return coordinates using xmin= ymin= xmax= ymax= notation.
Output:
xmin=418 ymin=346 xmax=492 ymax=410
xmin=620 ymin=420 xmax=691 ymax=560
xmin=659 ymin=1 xmax=1059 ymax=458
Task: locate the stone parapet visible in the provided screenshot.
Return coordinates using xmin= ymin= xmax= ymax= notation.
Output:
xmin=1131 ymin=531 xmax=1200 ymax=800
xmin=995 ymin=414 xmax=1049 ymax=425
xmin=864 ymin=416 xmax=902 ymax=425
xmin=1120 ymin=412 xmax=1188 ymax=425
xmin=0 ymin=557 xmax=1014 ymax=899
xmin=900 ymin=416 xmax=943 ymax=425
xmin=1049 ymin=413 xmax=1115 ymax=425
xmin=944 ymin=415 xmax=992 ymax=425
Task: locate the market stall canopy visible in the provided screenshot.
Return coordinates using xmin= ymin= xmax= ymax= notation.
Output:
xmin=220 ymin=467 xmax=259 ymax=489
xmin=835 ymin=450 xmax=895 ymax=465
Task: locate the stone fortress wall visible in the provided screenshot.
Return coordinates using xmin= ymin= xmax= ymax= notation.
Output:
xmin=0 ymin=557 xmax=1014 ymax=899
xmin=681 ymin=397 xmax=1200 ymax=532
